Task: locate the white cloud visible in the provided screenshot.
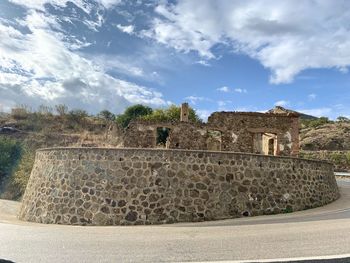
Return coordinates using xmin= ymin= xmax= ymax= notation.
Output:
xmin=116 ymin=24 xmax=135 ymax=34
xmin=98 ymin=0 xmax=122 ymax=8
xmin=274 ymin=100 xmax=290 ymax=107
xmin=9 ymin=0 xmax=121 ymax=11
xmin=0 ymin=10 xmax=167 ymax=114
xmin=308 ymin=93 xmax=317 ymax=100
xmin=196 ymin=109 xmax=211 ymax=121
xmin=217 ymin=86 xmax=230 ymax=93
xmin=145 ymin=0 xmax=350 ymax=84
xmin=217 ymin=86 xmax=247 ymax=93
xmin=234 ymin=88 xmax=247 ymax=93
xmin=218 ymin=101 xmax=226 ymax=107
xmin=8 ymin=0 xmax=94 ymax=13
xmin=184 ymin=96 xmax=210 ymax=105
xmin=217 ymin=100 xmax=233 ymax=111
xmin=92 ymin=54 xmax=145 ymax=77
xmin=195 ymin=60 xmax=211 ymax=67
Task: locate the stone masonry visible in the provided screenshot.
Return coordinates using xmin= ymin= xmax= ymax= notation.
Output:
xmin=19 ymin=148 xmax=339 ymax=225
xmin=124 ymin=110 xmax=299 ymax=156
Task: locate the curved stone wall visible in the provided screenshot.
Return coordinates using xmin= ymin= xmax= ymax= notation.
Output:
xmin=19 ymin=148 xmax=339 ymax=225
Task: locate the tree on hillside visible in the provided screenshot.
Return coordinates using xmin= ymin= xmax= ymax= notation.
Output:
xmin=97 ymin=110 xmax=115 ymax=122
xmin=116 ymin=104 xmax=153 ymax=128
xmin=55 ymin=104 xmax=68 ymax=116
xmin=141 ymin=105 xmax=201 ymax=123
xmin=301 ymin=116 xmax=332 ymax=128
xmin=116 ymin=104 xmax=202 ymax=128
xmin=67 ymin=109 xmax=89 ymax=126
xmin=336 ymin=116 xmax=349 ymax=123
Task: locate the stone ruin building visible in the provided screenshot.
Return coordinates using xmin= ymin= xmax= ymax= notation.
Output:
xmin=123 ymin=103 xmax=300 ymax=156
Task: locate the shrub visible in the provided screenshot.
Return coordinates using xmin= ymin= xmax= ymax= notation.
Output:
xmin=11 ymin=106 xmax=31 ymax=120
xmin=301 ymin=117 xmax=332 ymax=128
xmin=55 ymin=104 xmax=68 ymax=116
xmin=37 ymin=104 xmax=53 ymax=116
xmin=329 ymin=152 xmax=347 ymax=165
xmin=141 ymin=105 xmax=202 ymax=123
xmin=336 ymin=116 xmax=350 ymax=123
xmin=10 ymin=149 xmax=35 ymax=199
xmin=67 ymin=109 xmax=89 ymax=128
xmin=116 ymin=104 xmax=153 ymax=128
xmin=0 ymin=137 xmax=21 ymax=184
xmin=97 ymin=110 xmax=115 ymax=122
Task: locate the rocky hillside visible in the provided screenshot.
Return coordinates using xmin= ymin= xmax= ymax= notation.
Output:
xmin=300 ymin=121 xmax=350 ymax=172
xmin=300 ymin=122 xmax=350 ymax=151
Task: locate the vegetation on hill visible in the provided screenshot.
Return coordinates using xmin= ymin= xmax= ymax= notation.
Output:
xmin=115 ymin=104 xmax=201 ymax=128
xmin=0 ymin=104 xmax=120 ymax=199
xmin=0 ymin=138 xmax=21 ymax=190
xmin=115 ymin=104 xmax=153 ymax=128
xmin=0 ymin=103 xmax=202 ymax=199
xmin=301 ymin=117 xmax=333 ymax=128
xmin=140 ymin=105 xmax=201 ymax=123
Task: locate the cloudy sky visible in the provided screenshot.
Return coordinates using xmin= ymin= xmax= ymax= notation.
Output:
xmin=1 ymin=0 xmax=350 ymax=120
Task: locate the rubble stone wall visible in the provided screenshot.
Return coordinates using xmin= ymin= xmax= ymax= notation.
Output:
xmin=123 ymin=121 xmax=210 ymax=150
xmin=207 ymin=112 xmax=300 ymax=155
xmin=19 ymin=147 xmax=339 ymax=226
xmin=123 ymin=112 xmax=299 ymax=156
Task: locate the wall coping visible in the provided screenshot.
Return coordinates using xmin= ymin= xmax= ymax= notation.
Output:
xmin=36 ymin=147 xmax=333 ymax=165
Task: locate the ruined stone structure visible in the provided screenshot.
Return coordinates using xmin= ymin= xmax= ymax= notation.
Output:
xmin=180 ymin=102 xmax=189 ymax=122
xmin=19 ymin=147 xmax=339 ymax=226
xmin=124 ymin=109 xmax=300 ymax=156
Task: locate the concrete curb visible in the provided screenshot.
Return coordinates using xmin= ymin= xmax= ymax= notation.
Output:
xmin=186 ymin=253 xmax=350 ymax=262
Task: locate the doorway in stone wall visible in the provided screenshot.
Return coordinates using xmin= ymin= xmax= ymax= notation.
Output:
xmin=156 ymin=127 xmax=170 ymax=148
xmin=262 ymin=133 xmax=277 ymax=155
xmin=253 ymin=132 xmax=278 ymax=155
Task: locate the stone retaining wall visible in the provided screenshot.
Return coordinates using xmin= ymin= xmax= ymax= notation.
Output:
xmin=19 ymin=148 xmax=339 ymax=225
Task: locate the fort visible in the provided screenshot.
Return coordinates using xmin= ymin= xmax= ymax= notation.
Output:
xmin=18 ymin=105 xmax=340 ymax=225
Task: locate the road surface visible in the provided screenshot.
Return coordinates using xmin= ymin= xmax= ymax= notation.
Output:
xmin=0 ymin=179 xmax=350 ymax=263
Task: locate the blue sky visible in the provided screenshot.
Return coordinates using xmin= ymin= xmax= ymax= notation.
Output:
xmin=1 ymin=0 xmax=350 ymax=120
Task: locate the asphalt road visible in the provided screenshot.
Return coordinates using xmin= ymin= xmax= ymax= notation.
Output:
xmin=0 ymin=179 xmax=350 ymax=263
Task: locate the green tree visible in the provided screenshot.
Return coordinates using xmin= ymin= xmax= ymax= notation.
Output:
xmin=97 ymin=110 xmax=115 ymax=122
xmin=302 ymin=116 xmax=332 ymax=128
xmin=141 ymin=105 xmax=201 ymax=123
xmin=116 ymin=104 xmax=153 ymax=128
xmin=68 ymin=109 xmax=88 ymax=123
xmin=337 ymin=116 xmax=349 ymax=123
